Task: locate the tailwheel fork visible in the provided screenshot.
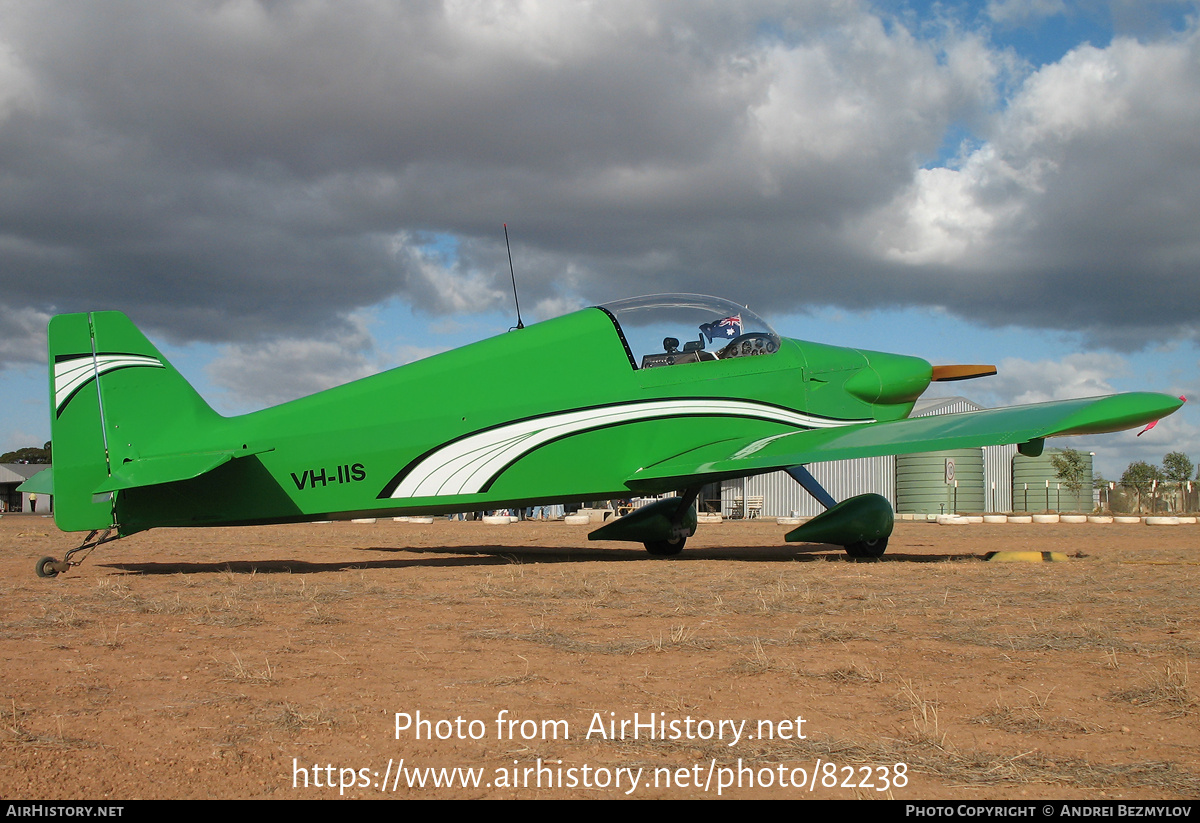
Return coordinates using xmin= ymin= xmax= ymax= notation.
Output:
xmin=36 ymin=527 xmax=121 ymax=579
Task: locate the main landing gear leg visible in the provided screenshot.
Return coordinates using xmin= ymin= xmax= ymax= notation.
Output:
xmin=36 ymin=527 xmax=121 ymax=579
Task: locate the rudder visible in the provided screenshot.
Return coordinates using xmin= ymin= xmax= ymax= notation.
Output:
xmin=48 ymin=311 xmax=220 ymax=532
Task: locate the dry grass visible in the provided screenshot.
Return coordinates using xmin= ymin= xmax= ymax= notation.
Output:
xmin=1112 ymin=658 xmax=1197 ymax=717
xmin=275 ymin=702 xmax=334 ymax=732
xmin=899 ymin=679 xmax=946 ymax=747
xmin=224 ymin=652 xmax=276 ymax=684
xmin=972 ymin=687 xmax=1088 ymax=735
xmin=4 ymin=518 xmax=1200 ymax=799
xmin=821 ymin=662 xmax=886 ymax=683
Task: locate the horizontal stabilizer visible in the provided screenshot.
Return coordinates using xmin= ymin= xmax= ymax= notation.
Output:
xmin=627 ymin=392 xmax=1183 ymax=492
xmin=94 ymin=446 xmax=272 ymax=493
xmin=17 ymin=468 xmax=54 ymax=495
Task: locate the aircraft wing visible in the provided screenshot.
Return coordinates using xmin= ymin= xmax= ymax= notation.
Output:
xmin=626 ymin=392 xmax=1183 ymax=492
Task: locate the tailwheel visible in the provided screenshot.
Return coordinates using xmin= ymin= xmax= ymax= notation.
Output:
xmin=844 ymin=537 xmax=888 ymax=559
xmin=644 ymin=536 xmax=686 ymax=556
xmin=33 ymin=527 xmax=121 ymax=579
xmin=36 ymin=556 xmax=65 ymax=578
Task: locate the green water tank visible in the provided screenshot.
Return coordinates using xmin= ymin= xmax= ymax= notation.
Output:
xmin=1012 ymin=449 xmax=1093 ymax=512
xmin=896 ymin=448 xmax=985 ymax=514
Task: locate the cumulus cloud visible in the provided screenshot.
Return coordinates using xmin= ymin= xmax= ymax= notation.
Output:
xmin=204 ymin=313 xmax=380 ymax=412
xmin=987 ymin=0 xmax=1069 ymax=27
xmin=0 ymin=0 xmax=1195 ymax=371
xmin=852 ymin=28 xmax=1200 ymax=345
xmin=0 ymin=305 xmax=49 ymax=366
xmin=0 ymin=2 xmax=993 ymax=337
xmin=988 ymin=352 xmax=1124 ymax=404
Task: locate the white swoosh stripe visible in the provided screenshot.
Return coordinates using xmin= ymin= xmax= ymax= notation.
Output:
xmin=54 ymin=354 xmax=163 ymax=412
xmin=390 ymin=399 xmax=873 ymax=498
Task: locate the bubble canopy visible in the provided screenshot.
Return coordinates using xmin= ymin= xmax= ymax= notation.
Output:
xmin=597 ymin=294 xmax=781 ymax=370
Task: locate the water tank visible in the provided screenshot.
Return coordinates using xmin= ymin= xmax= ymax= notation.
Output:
xmin=896 ymin=449 xmax=985 ymax=514
xmin=1012 ymin=449 xmax=1093 ymax=512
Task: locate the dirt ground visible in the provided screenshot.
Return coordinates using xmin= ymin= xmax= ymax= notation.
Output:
xmin=1 ymin=513 xmax=1198 ymax=800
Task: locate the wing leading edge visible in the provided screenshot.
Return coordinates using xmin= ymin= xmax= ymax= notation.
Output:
xmin=626 ymin=392 xmax=1184 ymax=492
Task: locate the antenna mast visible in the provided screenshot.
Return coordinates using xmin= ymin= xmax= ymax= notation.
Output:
xmin=503 ymin=223 xmax=524 ymax=330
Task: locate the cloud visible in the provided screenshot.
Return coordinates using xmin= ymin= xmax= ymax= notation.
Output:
xmin=852 ymin=28 xmax=1200 ymax=346
xmin=986 ymin=0 xmax=1069 ymax=27
xmin=922 ymin=351 xmax=1125 ymax=406
xmin=0 ymin=306 xmax=49 ymax=369
xmin=988 ymin=352 xmax=1124 ymax=405
xmin=0 ymin=2 xmax=991 ymax=333
xmin=0 ymin=0 xmax=1194 ymax=363
xmin=204 ymin=313 xmax=380 ymax=412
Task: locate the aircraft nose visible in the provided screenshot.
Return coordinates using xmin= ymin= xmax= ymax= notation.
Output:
xmin=843 ymin=352 xmax=933 ymax=406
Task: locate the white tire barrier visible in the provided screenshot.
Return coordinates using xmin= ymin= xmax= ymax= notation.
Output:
xmin=884 ymin=513 xmax=1195 ymax=526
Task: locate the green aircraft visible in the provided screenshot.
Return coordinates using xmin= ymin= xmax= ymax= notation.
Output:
xmin=22 ymin=294 xmax=1183 ymax=577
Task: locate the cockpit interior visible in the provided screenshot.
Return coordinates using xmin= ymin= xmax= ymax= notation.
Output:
xmin=598 ymin=294 xmax=780 ymax=370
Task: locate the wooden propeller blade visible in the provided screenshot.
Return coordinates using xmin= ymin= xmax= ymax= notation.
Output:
xmin=931 ymin=364 xmax=997 ymax=382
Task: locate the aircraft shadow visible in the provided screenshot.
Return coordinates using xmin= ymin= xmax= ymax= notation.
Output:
xmin=102 ymin=544 xmax=979 ymax=575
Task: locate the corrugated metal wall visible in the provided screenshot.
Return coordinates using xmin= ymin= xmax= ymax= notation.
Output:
xmin=983 ymin=443 xmax=1016 ymax=512
xmin=723 ymin=456 xmax=896 ymax=517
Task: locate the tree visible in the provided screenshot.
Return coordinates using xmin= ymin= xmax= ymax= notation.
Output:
xmin=1162 ymin=452 xmax=1194 ymax=513
xmin=0 ymin=442 xmax=51 ymax=464
xmin=1163 ymin=451 xmax=1194 ymax=482
xmin=1121 ymin=460 xmax=1163 ymax=513
xmin=1050 ymin=448 xmax=1088 ymax=510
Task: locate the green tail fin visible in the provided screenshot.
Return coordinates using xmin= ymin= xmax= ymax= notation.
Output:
xmin=49 ymin=311 xmax=220 ymax=532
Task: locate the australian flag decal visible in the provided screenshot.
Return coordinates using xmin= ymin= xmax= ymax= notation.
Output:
xmin=700 ymin=314 xmax=743 ymax=342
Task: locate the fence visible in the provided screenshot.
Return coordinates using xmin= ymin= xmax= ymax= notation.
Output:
xmin=1098 ymin=482 xmax=1199 ymax=515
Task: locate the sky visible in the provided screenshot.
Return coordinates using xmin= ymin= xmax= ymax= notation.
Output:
xmin=1 ymin=0 xmax=1198 ymax=481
